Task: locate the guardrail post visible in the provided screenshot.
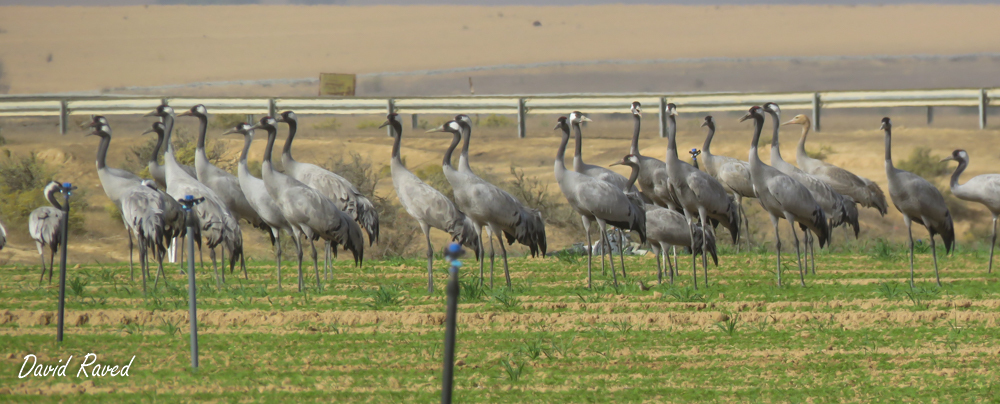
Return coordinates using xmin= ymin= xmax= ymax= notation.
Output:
xmin=245 ymin=114 xmax=254 ymax=125
xmin=411 ymin=114 xmax=419 ymax=130
xmin=658 ymin=97 xmax=667 ymax=138
xmin=926 ymin=106 xmax=934 ymax=126
xmin=811 ymin=93 xmax=821 ymax=133
xmin=517 ymin=98 xmax=526 ymax=139
xmin=387 ymin=99 xmax=395 ymax=137
xmin=268 ymin=98 xmax=277 ymax=118
xmin=979 ymin=89 xmax=988 ymax=129
xmin=58 ymin=100 xmax=68 ymax=135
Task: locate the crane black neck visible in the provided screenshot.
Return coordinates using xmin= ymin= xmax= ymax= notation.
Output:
xmin=624 ymin=162 xmax=639 ymax=192
xmin=163 ymin=114 xmax=176 ymax=154
xmin=195 ymin=114 xmax=208 ymax=150
xmin=629 ymin=114 xmax=641 ymax=156
xmin=281 ymin=118 xmax=298 ymax=157
xmin=95 ymin=132 xmax=111 ymax=170
xmin=443 ymin=130 xmax=461 ymax=168
xmin=46 ymin=186 xmax=63 ymax=210
xmin=459 ymin=123 xmax=471 ymax=159
xmin=572 ymin=121 xmax=583 ymax=159
xmin=766 ymin=111 xmax=781 ymax=150
xmin=239 ymin=131 xmax=253 ymax=163
xmin=949 ymin=155 xmax=968 ymax=189
xmin=262 ymin=126 xmax=278 ymax=164
xmin=555 ymin=123 xmax=571 ymax=170
xmin=702 ymin=122 xmax=715 ymax=154
xmin=149 ymin=129 xmax=164 ymax=163
xmin=749 ymin=115 xmax=765 ymax=152
xmin=883 ymin=126 xmax=892 ymax=165
xmin=389 ymin=121 xmax=403 ymax=160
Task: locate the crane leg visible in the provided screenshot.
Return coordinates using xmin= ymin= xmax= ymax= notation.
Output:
xmin=617 ymin=228 xmax=627 ymax=278
xmin=598 ymin=220 xmax=618 ymax=288
xmin=473 ymin=223 xmax=484 ymax=288
xmin=199 ymin=242 xmax=205 ymax=272
xmin=140 ymin=244 xmax=148 ymax=295
xmin=178 ymin=235 xmax=185 ymax=273
xmin=324 ymin=241 xmax=331 ymax=282
xmin=275 ymin=230 xmax=283 ymax=292
xmin=487 ymin=227 xmax=495 ymax=289
xmin=310 ymin=239 xmax=321 ymax=291
xmin=924 ymin=216 xmax=942 ymax=287
xmin=785 ymin=213 xmax=805 ymax=287
xmin=293 ymin=232 xmax=304 ymax=292
xmin=493 ymin=224 xmax=511 ymax=289
xmin=154 ymin=246 xmax=167 ymax=290
xmin=599 ymin=231 xmax=607 ymax=276
xmin=666 ymin=244 xmax=676 ymax=284
xmin=904 ymin=216 xmax=915 ymax=289
xmin=809 ymin=230 xmax=816 ymax=275
xmin=128 ymin=232 xmax=135 ymax=283
xmin=699 ymin=209 xmax=710 ymax=287
xmin=38 ymin=247 xmax=46 ymax=285
xmin=653 ymin=245 xmax=663 ymax=284
xmin=743 ymin=203 xmax=752 ymax=252
xmin=682 ymin=210 xmax=697 ymax=290
xmin=990 ymin=216 xmax=998 ymax=274
xmin=582 ymin=217 xmax=593 ymax=289
xmin=770 ymin=214 xmax=782 ymax=287
xmin=209 ymin=248 xmax=221 ymax=290
xmin=422 ymin=223 xmax=434 ymax=294
xmin=49 ymin=248 xmax=56 ymax=284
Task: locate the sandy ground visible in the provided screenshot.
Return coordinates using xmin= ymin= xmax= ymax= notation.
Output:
xmin=1 ymin=5 xmax=1000 ymax=94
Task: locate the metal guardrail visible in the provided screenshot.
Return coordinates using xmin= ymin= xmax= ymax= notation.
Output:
xmin=0 ymin=88 xmax=994 ymax=137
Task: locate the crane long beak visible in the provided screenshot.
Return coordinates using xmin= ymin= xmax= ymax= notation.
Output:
xmin=378 ymin=121 xmax=390 ymax=129
xmin=274 ymin=116 xmax=285 ymax=122
xmin=879 ymin=123 xmax=887 ymax=131
xmin=581 ymin=116 xmax=593 ymax=122
xmin=781 ymin=119 xmax=797 ymax=126
xmin=221 ymin=128 xmax=239 ymax=136
xmin=143 ymin=111 xmax=157 ymax=117
xmin=250 ymin=123 xmax=264 ymax=130
xmin=700 ymin=121 xmax=708 ymax=128
xmin=176 ymin=111 xmax=192 ymax=117
xmin=739 ymin=114 xmax=752 ymax=123
xmin=141 ymin=128 xmax=156 ymax=136
xmin=553 ymin=123 xmax=562 ymax=130
xmin=609 ymin=161 xmax=622 ymax=167
xmin=426 ymin=125 xmax=446 ymax=133
xmin=940 ymin=156 xmax=955 ymax=163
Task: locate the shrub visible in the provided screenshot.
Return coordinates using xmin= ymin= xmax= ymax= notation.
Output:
xmin=356 ymin=120 xmax=381 ymax=130
xmin=0 ymin=151 xmax=87 ymax=232
xmin=483 ymin=114 xmax=514 ymax=128
xmin=209 ymin=114 xmax=247 ymax=130
xmin=807 ymin=145 xmax=834 ymax=161
xmin=897 ymin=147 xmax=948 ymax=180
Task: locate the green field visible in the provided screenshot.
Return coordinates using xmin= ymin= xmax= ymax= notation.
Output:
xmin=2 ymin=242 xmax=1000 ymax=402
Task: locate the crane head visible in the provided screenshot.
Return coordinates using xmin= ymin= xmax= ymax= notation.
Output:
xmin=251 ymin=116 xmax=277 ymax=131
xmin=177 ymin=104 xmax=207 ymax=118
xmin=739 ymin=106 xmax=763 ymax=123
xmin=762 ymin=102 xmax=780 ymax=116
xmin=379 ymin=112 xmax=399 ymax=129
xmin=222 ymin=123 xmax=253 ymax=137
xmin=569 ymin=111 xmax=591 ymax=124
xmin=631 ymin=102 xmax=641 ymax=117
xmin=142 ymin=122 xmax=165 ymax=136
xmin=144 ymin=104 xmax=174 ymax=118
xmin=941 ymin=149 xmax=968 ymax=164
xmin=879 ymin=117 xmax=892 ymax=131
xmin=275 ymin=110 xmax=297 ymax=124
xmin=553 ymin=116 xmax=568 ymax=130
xmin=666 ymin=103 xmax=677 ymax=116
xmin=782 ymin=114 xmax=809 ymax=126
xmin=701 ymin=115 xmax=714 ymax=128
xmin=427 ymin=120 xmax=462 ymax=134
xmin=610 ymin=154 xmax=640 ymax=168
xmin=85 ymin=115 xmax=108 ymax=128
xmin=86 ymin=123 xmax=111 ymax=138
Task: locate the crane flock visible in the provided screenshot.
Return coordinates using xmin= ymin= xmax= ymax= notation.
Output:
xmin=10 ymin=101 xmax=997 ymax=293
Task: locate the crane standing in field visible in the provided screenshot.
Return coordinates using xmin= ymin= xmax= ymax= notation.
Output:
xmin=612 ymin=154 xmax=716 ymax=284
xmin=253 ymin=116 xmax=364 ymax=292
xmin=29 ymin=181 xmax=64 ymax=284
xmin=87 ymin=116 xmax=143 ymax=280
xmin=223 ymin=123 xmax=294 ymax=290
xmin=662 ymin=103 xmax=739 ymax=289
xmin=941 ymin=149 xmax=1000 ymax=272
xmin=699 ymin=116 xmax=755 ymax=251
xmin=626 ymin=102 xmax=681 ymax=269
xmin=277 ymin=111 xmax=378 ymax=280
xmin=554 ymin=114 xmax=646 ymax=287
xmin=143 ymin=121 xmax=197 ymax=189
xmin=432 ymin=119 xmax=546 ymax=288
xmin=882 ymin=117 xmax=954 ymax=287
xmin=782 ymin=114 xmax=888 ymax=216
xmin=740 ymin=106 xmax=830 ymax=287
xmin=381 ymin=113 xmax=481 ymax=293
xmin=119 ymin=180 xmax=173 ymax=293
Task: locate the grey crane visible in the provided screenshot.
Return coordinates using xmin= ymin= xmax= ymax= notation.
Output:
xmin=627 ymin=102 xmax=681 ymax=269
xmin=380 ymin=113 xmax=481 ymax=293
xmin=783 ymin=114 xmax=888 ymax=216
xmin=566 ymin=111 xmax=638 ymax=278
xmin=942 ymin=150 xmax=1000 ymax=272
xmin=86 ymin=117 xmax=144 ymax=279
xmin=277 ymin=111 xmax=378 ymax=280
xmin=119 ymin=179 xmax=174 ymax=293
xmin=699 ymin=116 xmax=755 ymax=251
xmin=740 ymin=106 xmax=830 ymax=287
xmin=553 ymin=114 xmax=646 ymax=288
xmin=223 ymin=123 xmax=295 ymax=290
xmin=143 ymin=121 xmax=197 ymax=189
xmin=29 ymin=181 xmax=64 ymax=284
xmin=178 ymin=104 xmax=268 ymax=278
xmin=432 ymin=119 xmax=546 ymax=289
xmin=762 ymin=103 xmax=858 ymax=274
xmin=881 ymin=117 xmax=954 ymax=287
xmin=146 ymin=104 xmax=243 ymax=287
xmin=253 ymin=116 xmax=364 ymax=292
xmin=662 ymin=103 xmax=739 ymax=289
xmin=612 ymin=154 xmax=716 ymax=285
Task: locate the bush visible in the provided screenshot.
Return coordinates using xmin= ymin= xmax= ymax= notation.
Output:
xmin=0 ymin=151 xmax=87 ymax=232
xmin=323 ymin=152 xmax=419 ymax=259
xmin=897 ymin=147 xmax=948 ymax=180
xmin=483 ymin=114 xmax=514 ymax=128
xmin=209 ymin=114 xmax=247 ymax=130
xmin=356 ymin=120 xmax=381 ymax=130
xmin=313 ymin=118 xmax=341 ymax=131
xmin=807 ymin=145 xmax=834 ymax=161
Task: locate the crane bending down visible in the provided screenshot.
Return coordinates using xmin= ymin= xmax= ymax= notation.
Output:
xmin=224 ymin=123 xmax=295 ymax=290
xmin=783 ymin=114 xmax=888 ymax=216
xmin=277 ymin=111 xmax=378 ymax=280
xmin=554 ymin=114 xmax=646 ymax=288
xmin=253 ymin=116 xmax=364 ymax=292
xmin=881 ymin=117 xmax=954 ymax=287
xmin=146 ymin=105 xmax=243 ymax=287
xmin=699 ymin=116 xmax=755 ymax=251
xmin=740 ymin=106 xmax=830 ymax=287
xmin=612 ymin=154 xmax=716 ymax=285
xmin=381 ymin=113 xmax=481 ymax=293
xmin=662 ymin=103 xmax=739 ymax=289
xmin=942 ymin=150 xmax=1000 ymax=273
xmin=29 ymin=181 xmax=64 ymax=284
xmin=432 ymin=120 xmax=546 ymax=289
xmin=119 ymin=180 xmax=176 ymax=293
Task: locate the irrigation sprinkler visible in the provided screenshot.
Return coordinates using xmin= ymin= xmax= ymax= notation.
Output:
xmin=179 ymin=195 xmax=205 ymax=371
xmin=441 ymin=242 xmax=464 ymax=404
xmin=55 ymin=182 xmax=76 ymax=343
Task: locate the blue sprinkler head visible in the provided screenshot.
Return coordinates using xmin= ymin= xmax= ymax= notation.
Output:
xmin=62 ymin=182 xmax=72 ymax=188
xmin=184 ymin=195 xmax=194 ymax=201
